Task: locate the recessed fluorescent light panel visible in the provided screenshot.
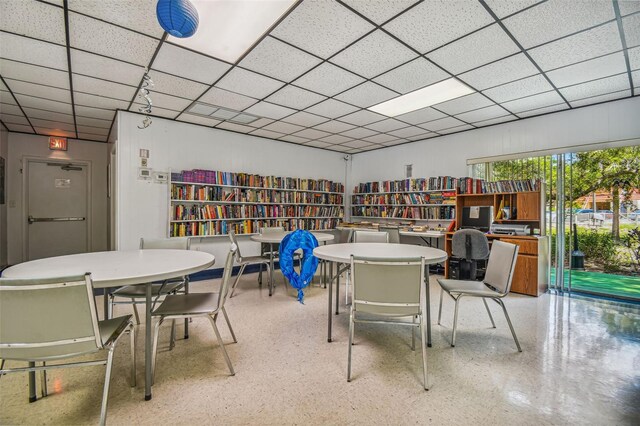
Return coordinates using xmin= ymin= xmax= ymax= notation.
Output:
xmin=368 ymin=78 xmax=475 ymax=117
xmin=188 ymin=102 xmax=259 ymax=124
xmin=170 ymin=0 xmax=297 ymax=63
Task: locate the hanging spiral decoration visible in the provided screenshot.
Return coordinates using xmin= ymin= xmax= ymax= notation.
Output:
xmin=137 ymin=69 xmax=154 ymax=129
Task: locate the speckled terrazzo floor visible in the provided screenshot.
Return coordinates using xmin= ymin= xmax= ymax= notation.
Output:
xmin=1 ymin=273 xmax=639 ymax=425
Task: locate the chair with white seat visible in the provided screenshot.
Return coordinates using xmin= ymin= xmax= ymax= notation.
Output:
xmin=378 ymin=225 xmax=401 ymax=244
xmin=228 ymin=230 xmax=271 ymax=297
xmin=353 ymin=230 xmax=389 ymax=243
xmin=151 ymin=244 xmax=238 ymax=380
xmin=0 ymin=274 xmax=135 ymax=426
xmin=348 ymin=256 xmax=428 ymax=390
xmin=437 ymin=240 xmax=522 ymax=351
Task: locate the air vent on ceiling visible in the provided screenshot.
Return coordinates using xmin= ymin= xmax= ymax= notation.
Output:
xmin=187 ymin=102 xmax=259 ymax=124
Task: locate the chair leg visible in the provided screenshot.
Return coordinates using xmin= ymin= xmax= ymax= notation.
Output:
xmin=347 ymin=307 xmax=354 ymax=382
xmin=437 ymin=288 xmax=444 ymax=325
xmin=131 ymin=299 xmax=141 ymax=325
xmin=411 ymin=315 xmax=416 ymax=351
xmin=451 ymin=296 xmax=461 ymax=347
xmin=207 ymin=315 xmax=235 ymax=376
xmin=420 ymin=314 xmax=429 ymax=391
xmin=99 ymin=348 xmax=115 ymax=426
xmin=169 ymin=319 xmax=176 ymax=350
xmin=258 ymin=263 xmax=263 ymax=286
xmin=496 ymin=299 xmax=522 ymax=352
xmin=129 ymin=323 xmax=136 ymax=387
xmin=151 ymin=317 xmax=165 ymax=383
xmin=230 ymin=264 xmax=247 ymax=298
xmin=482 ymin=298 xmax=496 ymax=328
xmin=40 ymin=362 xmax=47 ymax=397
xmin=221 ymin=307 xmax=237 ymax=343
xmin=108 ymin=295 xmax=114 ymax=320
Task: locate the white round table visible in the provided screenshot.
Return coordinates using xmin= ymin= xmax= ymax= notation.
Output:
xmin=250 ymin=231 xmax=334 ymax=296
xmin=2 ymin=249 xmax=215 ymax=402
xmin=313 ymin=243 xmax=447 ymax=345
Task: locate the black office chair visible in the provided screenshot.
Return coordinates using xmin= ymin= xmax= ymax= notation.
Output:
xmin=451 ymin=229 xmax=490 ymax=280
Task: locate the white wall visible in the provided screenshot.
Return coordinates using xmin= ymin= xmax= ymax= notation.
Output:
xmin=6 ymin=133 xmax=108 ymax=264
xmin=115 ymin=111 xmax=347 ymax=263
xmin=0 ymin=127 xmax=8 ymax=267
xmin=351 ymin=97 xmax=640 ymax=185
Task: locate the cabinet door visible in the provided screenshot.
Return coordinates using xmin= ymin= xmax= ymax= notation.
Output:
xmin=516 ymin=192 xmax=540 ymax=220
xmin=510 ymin=254 xmax=538 ymax=296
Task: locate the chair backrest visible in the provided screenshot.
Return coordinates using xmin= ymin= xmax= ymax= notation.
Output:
xmin=260 ymin=226 xmax=284 ymax=234
xmin=378 ymin=226 xmax=401 ymax=243
xmin=140 ymin=237 xmax=191 ymax=250
xmin=216 ymin=244 xmax=238 ymax=311
xmin=451 ymin=229 xmax=489 ymax=260
xmin=336 ymin=228 xmax=353 ymax=244
xmin=0 ymin=274 xmax=103 ymax=361
xmin=353 ymin=230 xmax=389 ymax=243
xmin=228 ymin=230 xmax=243 ymax=262
xmin=483 ymin=240 xmax=519 ymax=294
xmin=351 ymin=256 xmax=424 ymax=316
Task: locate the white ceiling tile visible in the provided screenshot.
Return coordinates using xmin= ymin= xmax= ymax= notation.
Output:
xmin=328 ymin=144 xmax=355 ymax=152
xmin=282 ymin=111 xmax=329 ymax=127
xmin=0 ymin=0 xmax=66 ymax=44
xmin=340 ymin=127 xmax=378 ymax=139
xmin=337 ymin=109 xmax=386 ymax=126
xmin=130 ymin=104 xmax=179 ymax=119
xmin=629 ymin=46 xmax=640 ymax=70
xmin=458 ymin=53 xmax=539 ymax=90
xmin=363 ymin=133 xmax=402 ymax=144
xmin=216 ymin=68 xmax=284 ymax=99
xmin=502 ymin=90 xmax=566 ymax=113
xmin=304 ymin=99 xmax=359 ymax=119
xmin=395 ymin=107 xmax=447 ymax=125
xmin=474 ymin=115 xmax=518 ymax=127
xmin=262 ymin=121 xmax=305 ymax=135
xmin=68 ymin=0 xmax=163 ymax=38
xmin=6 ymin=80 xmax=71 ymax=103
xmin=293 ymin=62 xmax=365 ymax=97
xmin=383 ymin=0 xmax=493 ymax=53
xmin=619 ymin=1 xmax=640 ymax=16
xmin=381 ymin=138 xmax=412 ymax=145
xmin=41 ymin=0 xmax=64 ymax=6
xmin=153 ymin=43 xmax=231 ymax=85
xmin=75 ymin=105 xmax=114 ymax=120
xmin=4 ymin=123 xmax=34 ymax=133
xmin=75 ymin=92 xmax=128 ymax=110
xmin=240 ymin=36 xmax=322 ymax=82
xmin=0 ymin=32 xmax=67 ymax=70
xmin=190 ymin=105 xmax=222 ymax=117
xmin=503 ymin=0 xmax=615 ymax=49
xmin=456 ymin=105 xmax=510 ymax=123
xmin=216 ymin=122 xmax=254 ymax=133
xmin=230 ymin=113 xmax=260 ymax=124
xmin=439 ymin=124 xmax=475 ymax=134
xmin=483 ymin=74 xmax=554 ymax=103
xmin=341 ymin=139 xmax=373 ymax=149
xmin=1 ymin=104 xmax=24 ymax=116
xmin=633 ymin=70 xmax=640 ymax=88
xmin=427 ymin=24 xmax=519 ymax=74
xmin=0 ymin=113 xmax=29 ymax=126
xmin=147 ymin=70 xmax=208 ymax=99
xmin=0 ymin=80 xmax=8 ymax=92
xmin=483 ymin=0 xmax=543 ymax=18
xmin=245 ymin=118 xmax=274 ymax=128
xmin=342 ymin=0 xmax=419 ymax=24
xmin=34 ymin=127 xmax=76 ymax=137
xmin=265 ymin=85 xmax=326 ymax=110
xmin=528 ymin=21 xmax=622 ymax=71
xmin=70 ymin=49 xmax=144 ymax=86
xmin=0 ymin=60 xmax=69 ymax=89
xmin=243 ymin=101 xmax=296 ymax=120
xmin=304 ymin=140 xmax=333 ymax=148
xmin=364 ymin=119 xmax=408 ymax=133
xmin=559 ymin=73 xmax=632 ymax=101
xmin=547 ymin=52 xmax=628 ymax=88
xmin=143 ymin=92 xmax=192 ymax=112
xmin=1 ymin=90 xmax=17 ymax=105
xmin=318 ymin=134 xmax=352 ymax=144
xmin=75 ymin=116 xmax=111 ymax=128
xmin=518 ymin=103 xmax=569 ymax=117
xmin=334 ymin=82 xmax=397 ymax=108
xmin=280 ymin=135 xmax=310 ymax=144
xmin=313 ymin=120 xmax=355 ymax=133
xmin=73 ymin=74 xmax=136 ymax=101
xmin=434 ymin=93 xmax=493 ymax=115
xmin=406 ymin=132 xmax=439 ymax=141
xmin=418 ymin=117 xmax=467 ymax=132
xmin=199 ymin=87 xmax=258 ymax=111
xmin=389 ymin=125 xmax=433 ymax=138
xmin=25 ymin=109 xmax=74 ymax=124
xmin=330 ymin=30 xmax=417 ymax=79
xmin=76 ymin=125 xmax=109 ymax=136
xmin=570 ymin=89 xmax=631 ymax=107
xmin=623 ymin=13 xmax=640 ymax=48
xmin=292 ymin=128 xmax=332 ymax=139
xmin=77 ymin=133 xmax=105 ymax=142
xmin=250 ymin=129 xmax=285 ymax=139
xmin=69 ymin=12 xmax=157 ymax=66
xmin=373 ymin=57 xmax=449 ymax=94
xmin=271 ymin=0 xmax=375 ymax=59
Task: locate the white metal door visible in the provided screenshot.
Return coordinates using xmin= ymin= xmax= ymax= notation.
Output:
xmin=26 ymin=160 xmax=89 ymax=260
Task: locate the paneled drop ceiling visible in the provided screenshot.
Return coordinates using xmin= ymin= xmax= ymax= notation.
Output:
xmin=0 ymin=0 xmax=639 ymax=154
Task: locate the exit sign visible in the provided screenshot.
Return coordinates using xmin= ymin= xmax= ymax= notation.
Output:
xmin=49 ymin=137 xmax=67 ymax=151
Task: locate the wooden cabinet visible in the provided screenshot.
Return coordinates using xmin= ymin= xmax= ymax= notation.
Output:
xmin=516 ymin=192 xmax=540 ymax=220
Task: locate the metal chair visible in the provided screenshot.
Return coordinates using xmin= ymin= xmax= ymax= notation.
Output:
xmin=353 ymin=230 xmax=389 ymax=243
xmin=378 ymin=225 xmax=401 ymax=243
xmin=228 ymin=230 xmax=272 ymax=297
xmin=348 ymin=256 xmax=428 ymax=390
xmin=437 ymin=240 xmax=522 ymax=351
xmin=0 ymin=274 xmax=135 ymax=426
xmin=151 ymin=244 xmax=238 ymax=380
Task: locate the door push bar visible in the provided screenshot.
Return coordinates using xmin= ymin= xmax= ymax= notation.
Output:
xmin=28 ymin=216 xmax=86 ymax=224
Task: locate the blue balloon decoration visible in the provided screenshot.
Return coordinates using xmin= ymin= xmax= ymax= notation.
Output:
xmin=156 ymin=0 xmax=199 ymax=38
xmin=279 ymin=230 xmax=319 ymax=304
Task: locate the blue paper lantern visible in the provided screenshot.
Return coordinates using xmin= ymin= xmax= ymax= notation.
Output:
xmin=156 ymin=0 xmax=199 ymax=38
xmin=279 ymin=230 xmax=319 ymax=304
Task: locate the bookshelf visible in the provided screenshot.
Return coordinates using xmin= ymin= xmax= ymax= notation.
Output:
xmin=169 ymin=169 xmax=344 ymax=237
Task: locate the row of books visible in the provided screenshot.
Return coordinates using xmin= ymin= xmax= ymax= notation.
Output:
xmin=172 ymin=185 xmax=343 ymax=204
xmin=352 ymin=206 xmax=455 ymax=220
xmin=457 ymin=177 xmax=484 ymax=194
xmin=169 ymin=218 xmax=340 ymax=237
xmin=354 ymin=176 xmax=460 ymax=194
xmin=352 ymin=191 xmax=456 ymax=205
xmin=174 ymin=169 xmax=344 ymax=193
xmin=172 ymin=204 xmax=343 ymax=221
xmin=481 ymin=179 xmax=541 ymax=193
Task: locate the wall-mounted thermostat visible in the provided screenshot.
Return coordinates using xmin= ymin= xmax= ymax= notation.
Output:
xmin=138 ymin=167 xmax=152 ymax=180
xmin=153 ymin=171 xmax=168 ymax=183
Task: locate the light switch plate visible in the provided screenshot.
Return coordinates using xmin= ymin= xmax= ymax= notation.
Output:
xmin=138 ymin=167 xmax=152 ymax=180
xmin=153 ymin=171 xmax=168 ymax=183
